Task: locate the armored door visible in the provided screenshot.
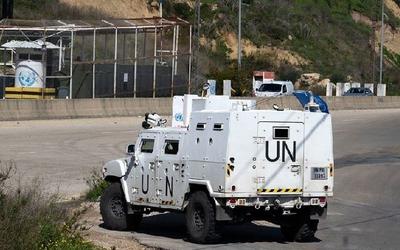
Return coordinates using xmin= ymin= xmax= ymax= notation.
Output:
xmin=256 ymin=122 xmax=304 ymax=194
xmin=156 ymin=133 xmax=184 ymax=207
xmin=135 ymin=133 xmax=160 ymax=203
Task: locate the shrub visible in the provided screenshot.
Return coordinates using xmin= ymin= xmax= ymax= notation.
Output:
xmin=0 ymin=161 xmax=98 ymax=250
xmin=85 ymin=168 xmax=109 ymax=202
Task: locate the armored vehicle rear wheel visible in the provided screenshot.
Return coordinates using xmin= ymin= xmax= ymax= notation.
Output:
xmin=100 ymin=182 xmax=142 ymax=231
xmin=280 ymin=217 xmax=319 ymax=242
xmin=185 ymin=191 xmax=220 ymax=243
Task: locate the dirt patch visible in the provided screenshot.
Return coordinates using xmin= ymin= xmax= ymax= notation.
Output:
xmin=78 ymin=202 xmax=154 ymax=250
xmin=223 ymin=32 xmax=308 ymax=66
xmin=385 ymin=0 xmax=400 ymax=18
xmin=382 ymin=26 xmax=400 ymax=54
xmin=59 ymin=0 xmax=157 ymax=18
xmin=351 ymin=9 xmax=400 ymax=54
xmin=351 ymin=11 xmax=373 ymax=27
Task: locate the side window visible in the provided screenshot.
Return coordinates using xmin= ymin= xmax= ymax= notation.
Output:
xmin=19 ymin=53 xmax=29 ymax=60
xmin=283 ymin=85 xmax=287 ymax=93
xmin=164 ymin=140 xmax=179 ymax=155
xmin=140 ymin=139 xmax=154 ymax=153
xmin=30 ymin=54 xmax=42 ymax=61
xmin=196 ymin=123 xmax=206 ymax=130
xmin=213 ymin=123 xmax=224 ymax=131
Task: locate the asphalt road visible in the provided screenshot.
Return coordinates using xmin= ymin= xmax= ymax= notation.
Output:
xmin=1 ymin=109 xmax=400 ymax=249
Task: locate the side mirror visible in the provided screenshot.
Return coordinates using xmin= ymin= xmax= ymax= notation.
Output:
xmin=126 ymin=144 xmax=135 ymax=155
xmin=256 ymin=88 xmax=259 ymax=91
xmin=273 ymin=104 xmax=284 ymax=111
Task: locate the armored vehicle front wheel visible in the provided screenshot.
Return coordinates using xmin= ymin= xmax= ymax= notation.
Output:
xmin=280 ymin=217 xmax=319 ymax=242
xmin=185 ymin=191 xmax=220 ymax=243
xmin=100 ymin=182 xmax=142 ymax=231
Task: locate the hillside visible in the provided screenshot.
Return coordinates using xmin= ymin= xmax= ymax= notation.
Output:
xmin=173 ymin=0 xmax=400 ymax=95
xmin=8 ymin=0 xmax=400 ymax=95
xmin=13 ymin=0 xmax=156 ymax=19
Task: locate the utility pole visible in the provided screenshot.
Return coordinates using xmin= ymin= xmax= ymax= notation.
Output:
xmin=159 ymin=0 xmax=163 ymax=18
xmin=379 ymin=0 xmax=385 ymax=85
xmin=238 ymin=0 xmax=242 ymax=70
xmin=193 ymin=0 xmax=201 ymax=89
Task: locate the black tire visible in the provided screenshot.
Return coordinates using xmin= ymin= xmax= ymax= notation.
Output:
xmin=185 ymin=191 xmax=220 ymax=243
xmin=100 ymin=182 xmax=143 ymax=231
xmin=281 ymin=218 xmax=319 ymax=242
xmin=280 ymin=225 xmax=297 ymax=242
xmin=295 ymin=219 xmax=318 ymax=242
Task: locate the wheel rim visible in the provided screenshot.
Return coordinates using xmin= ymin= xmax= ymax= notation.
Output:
xmin=110 ymin=196 xmax=125 ymax=218
xmin=193 ymin=203 xmax=205 ymax=232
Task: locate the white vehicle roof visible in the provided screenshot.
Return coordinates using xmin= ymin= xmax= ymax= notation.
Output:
xmin=261 ymin=80 xmax=292 ymax=84
xmin=143 ymin=127 xmax=187 ymax=133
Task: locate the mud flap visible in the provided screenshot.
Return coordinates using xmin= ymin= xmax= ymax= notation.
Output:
xmin=310 ymin=204 xmax=328 ymax=220
xmin=214 ymin=199 xmax=232 ymax=221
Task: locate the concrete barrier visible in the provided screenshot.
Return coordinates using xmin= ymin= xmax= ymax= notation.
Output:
xmin=0 ymin=98 xmax=172 ymax=121
xmin=1 ymin=96 xmax=400 ymax=121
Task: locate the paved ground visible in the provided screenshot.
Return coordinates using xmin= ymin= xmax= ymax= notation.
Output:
xmin=1 ymin=109 xmax=400 ymax=249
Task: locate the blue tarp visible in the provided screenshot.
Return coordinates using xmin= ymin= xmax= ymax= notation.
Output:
xmin=293 ymin=91 xmax=329 ymax=114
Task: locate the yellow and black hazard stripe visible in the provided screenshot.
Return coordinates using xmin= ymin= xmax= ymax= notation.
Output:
xmin=257 ymin=188 xmax=303 ymax=193
xmin=161 ymin=200 xmax=174 ymax=205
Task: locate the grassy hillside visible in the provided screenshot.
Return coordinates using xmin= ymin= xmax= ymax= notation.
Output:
xmin=167 ymin=0 xmax=400 ymax=95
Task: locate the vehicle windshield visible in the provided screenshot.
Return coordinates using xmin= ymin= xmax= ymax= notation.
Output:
xmin=258 ymin=84 xmax=282 ymax=92
xmin=349 ymin=88 xmax=363 ymax=93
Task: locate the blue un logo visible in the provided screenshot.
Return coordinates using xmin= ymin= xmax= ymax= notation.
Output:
xmin=18 ymin=70 xmax=37 ymax=87
xmin=175 ymin=113 xmax=183 ymax=122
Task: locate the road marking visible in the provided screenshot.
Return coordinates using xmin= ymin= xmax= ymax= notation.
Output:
xmin=327 ymin=212 xmax=344 ymax=216
xmin=101 ymin=130 xmax=135 ymax=134
xmin=341 ymin=119 xmax=361 ymax=122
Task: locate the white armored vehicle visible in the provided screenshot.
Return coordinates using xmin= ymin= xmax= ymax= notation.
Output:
xmin=100 ymin=94 xmax=334 ymax=243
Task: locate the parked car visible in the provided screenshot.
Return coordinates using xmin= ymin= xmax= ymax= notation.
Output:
xmin=343 ymin=87 xmax=373 ymax=96
xmin=254 ymin=81 xmax=294 ymax=97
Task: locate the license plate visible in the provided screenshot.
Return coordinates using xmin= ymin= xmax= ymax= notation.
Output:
xmin=311 ymin=168 xmax=327 ymax=180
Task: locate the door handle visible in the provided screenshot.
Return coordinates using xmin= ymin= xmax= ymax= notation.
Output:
xmin=291 ymin=165 xmax=300 ymax=173
xmin=173 ymin=163 xmax=180 ymax=171
xmin=149 ymin=162 xmax=155 ymax=170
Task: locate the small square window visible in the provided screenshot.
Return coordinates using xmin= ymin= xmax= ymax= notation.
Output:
xmin=140 ymin=139 xmax=154 ymax=153
xmin=213 ymin=123 xmax=224 ymax=131
xmin=196 ymin=123 xmax=206 ymax=130
xmin=273 ymin=127 xmax=289 ymax=139
xmin=164 ymin=140 xmax=179 ymax=155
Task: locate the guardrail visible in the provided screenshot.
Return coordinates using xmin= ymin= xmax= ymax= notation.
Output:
xmin=0 ymin=96 xmax=399 ymax=121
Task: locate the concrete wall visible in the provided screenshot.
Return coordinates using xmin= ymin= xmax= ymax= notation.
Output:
xmin=255 ymin=96 xmax=400 ymax=111
xmin=1 ymin=96 xmax=400 ymax=121
xmin=0 ymin=98 xmax=172 ymax=121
